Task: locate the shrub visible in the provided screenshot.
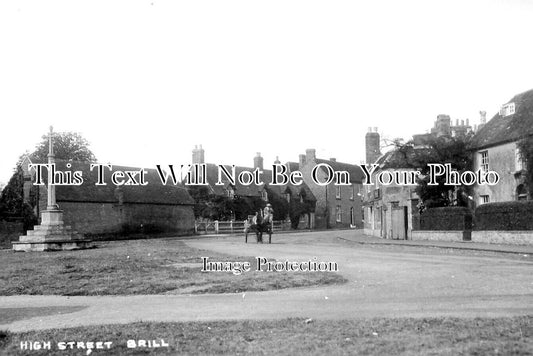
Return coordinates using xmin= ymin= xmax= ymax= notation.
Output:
xmin=474 ymin=201 xmax=533 ymax=230
xmin=419 ymin=207 xmax=472 ymax=230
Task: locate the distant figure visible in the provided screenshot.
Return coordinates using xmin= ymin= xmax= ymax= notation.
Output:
xmin=263 ymin=203 xmax=274 ymax=225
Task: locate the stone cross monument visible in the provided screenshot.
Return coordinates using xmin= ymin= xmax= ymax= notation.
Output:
xmin=12 ymin=127 xmax=93 ymax=251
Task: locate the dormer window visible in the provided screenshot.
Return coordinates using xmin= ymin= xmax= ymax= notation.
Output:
xmin=226 ymin=187 xmax=235 ymax=199
xmin=500 ymin=102 xmax=515 ymax=117
xmin=261 ymin=190 xmax=268 ymax=201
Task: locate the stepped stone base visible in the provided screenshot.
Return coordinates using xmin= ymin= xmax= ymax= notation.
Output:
xmin=12 ymin=209 xmax=93 ymax=252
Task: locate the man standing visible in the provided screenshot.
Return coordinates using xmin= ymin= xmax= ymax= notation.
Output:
xmin=263 ymin=203 xmax=274 ymax=224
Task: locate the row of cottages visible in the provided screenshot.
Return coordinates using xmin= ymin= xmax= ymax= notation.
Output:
xmin=469 ymin=88 xmax=533 ymax=205
xmin=191 ymin=145 xmax=318 ymax=229
xmin=20 ymin=156 xmax=195 ymax=236
xmin=190 ymin=145 xmax=364 ymax=229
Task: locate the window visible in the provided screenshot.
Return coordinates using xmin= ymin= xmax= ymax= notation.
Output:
xmin=515 ymin=148 xmax=524 ymax=171
xmin=285 ymin=192 xmax=291 ymax=202
xmin=517 ymin=184 xmax=528 ymax=201
xmin=499 ymin=102 xmax=515 ymax=117
xmin=336 ymin=186 xmax=341 ymax=199
xmin=479 ymin=195 xmax=490 ymax=205
xmin=350 ymin=184 xmax=355 ymax=200
xmin=336 ymin=205 xmax=342 ymax=222
xmin=261 ymin=190 xmax=268 ymax=201
xmin=226 ymin=187 xmax=235 ymax=199
xmin=480 ymin=151 xmax=489 ymax=173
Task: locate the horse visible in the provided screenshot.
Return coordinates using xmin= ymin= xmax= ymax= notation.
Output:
xmin=244 ymin=213 xmax=273 ymax=244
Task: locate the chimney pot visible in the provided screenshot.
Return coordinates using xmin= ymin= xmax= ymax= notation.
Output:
xmin=305 ymin=149 xmax=316 ymax=162
xmin=299 ymin=154 xmax=306 ymax=167
xmin=192 ymin=144 xmax=205 ymax=164
xmin=253 ymin=152 xmax=264 ymax=169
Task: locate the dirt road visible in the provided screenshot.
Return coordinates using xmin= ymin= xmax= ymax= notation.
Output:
xmin=1 ymin=230 xmax=532 ymax=332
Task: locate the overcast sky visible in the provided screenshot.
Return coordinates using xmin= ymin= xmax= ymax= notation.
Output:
xmin=1 ymin=0 xmax=533 ymax=185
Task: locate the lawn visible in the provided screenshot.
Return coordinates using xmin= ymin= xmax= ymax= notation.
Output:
xmin=0 ymin=316 xmax=531 ymax=355
xmin=0 ymin=238 xmax=346 ymax=296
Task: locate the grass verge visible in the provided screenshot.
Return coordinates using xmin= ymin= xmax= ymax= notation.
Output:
xmin=0 ymin=316 xmax=531 ymax=355
xmin=0 ymin=238 xmax=345 ymax=296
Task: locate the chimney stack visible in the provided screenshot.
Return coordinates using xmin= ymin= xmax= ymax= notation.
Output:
xmin=253 ymin=152 xmax=264 ymax=170
xmin=330 ymin=158 xmax=336 ymax=162
xmin=305 ymin=149 xmax=316 ymax=162
xmin=299 ymin=154 xmax=306 ymax=168
xmin=274 ymin=156 xmax=280 ymax=165
xmin=365 ymin=128 xmax=381 ymax=164
xmin=192 ymin=144 xmax=205 ymax=164
xmin=479 ymin=110 xmax=487 ymax=124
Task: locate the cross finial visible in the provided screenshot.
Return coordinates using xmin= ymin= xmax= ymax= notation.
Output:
xmin=48 ymin=125 xmax=55 ymax=158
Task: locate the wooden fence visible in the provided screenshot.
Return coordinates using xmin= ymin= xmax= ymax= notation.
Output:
xmin=194 ymin=220 xmax=290 ymax=235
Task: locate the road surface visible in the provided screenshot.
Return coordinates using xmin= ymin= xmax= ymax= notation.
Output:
xmin=1 ymin=230 xmax=532 ymax=332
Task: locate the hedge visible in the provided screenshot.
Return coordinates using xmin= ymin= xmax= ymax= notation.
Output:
xmin=419 ymin=207 xmax=472 ymax=231
xmin=474 ymin=201 xmax=533 ymax=230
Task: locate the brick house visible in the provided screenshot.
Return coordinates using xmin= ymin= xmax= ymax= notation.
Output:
xmin=469 ymin=88 xmax=533 ymax=206
xmin=20 ymin=156 xmax=195 ymax=236
xmin=296 ymin=149 xmax=364 ymax=229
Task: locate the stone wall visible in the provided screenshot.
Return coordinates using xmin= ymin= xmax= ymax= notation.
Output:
xmin=411 ymin=230 xmax=471 ymax=242
xmin=471 ymin=231 xmax=533 ymax=245
xmin=59 ymin=202 xmax=195 ymax=237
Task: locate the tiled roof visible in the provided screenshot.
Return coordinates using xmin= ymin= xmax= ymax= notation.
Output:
xmin=203 ymin=162 xmax=317 ymax=202
xmin=25 ymin=158 xmax=194 ymax=205
xmin=469 ymin=88 xmax=533 ymax=150
xmin=315 ymin=159 xmax=364 ymax=183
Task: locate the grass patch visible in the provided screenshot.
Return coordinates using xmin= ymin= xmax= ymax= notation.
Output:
xmin=0 ymin=316 xmax=531 ymax=355
xmin=0 ymin=239 xmax=345 ymax=296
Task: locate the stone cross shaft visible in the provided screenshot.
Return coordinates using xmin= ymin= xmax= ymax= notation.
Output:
xmin=47 ymin=126 xmax=58 ymax=210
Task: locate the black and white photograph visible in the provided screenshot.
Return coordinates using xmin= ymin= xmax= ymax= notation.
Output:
xmin=0 ymin=0 xmax=532 ymax=355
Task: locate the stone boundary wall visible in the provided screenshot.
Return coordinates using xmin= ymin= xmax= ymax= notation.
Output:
xmin=411 ymin=230 xmax=470 ymax=242
xmin=471 ymin=231 xmax=533 ymax=245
